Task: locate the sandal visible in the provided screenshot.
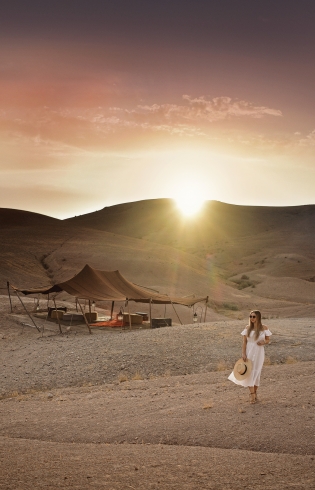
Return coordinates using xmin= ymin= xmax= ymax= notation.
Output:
xmin=250 ymin=393 xmax=256 ymax=404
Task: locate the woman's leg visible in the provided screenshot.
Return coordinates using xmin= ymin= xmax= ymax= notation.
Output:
xmin=254 ymin=385 xmax=258 ymax=399
xmin=248 ymin=387 xmax=256 ymax=403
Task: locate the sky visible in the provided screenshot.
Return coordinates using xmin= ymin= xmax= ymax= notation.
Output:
xmin=1 ymin=0 xmax=315 ymax=218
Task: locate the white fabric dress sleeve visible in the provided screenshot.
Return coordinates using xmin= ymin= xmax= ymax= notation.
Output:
xmin=241 ymin=328 xmax=247 ymax=336
xmin=264 ymin=329 xmax=272 ymax=336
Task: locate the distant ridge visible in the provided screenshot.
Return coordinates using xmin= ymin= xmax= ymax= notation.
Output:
xmin=65 ymin=199 xmax=315 ymax=246
xmin=0 ymin=208 xmax=61 ymax=228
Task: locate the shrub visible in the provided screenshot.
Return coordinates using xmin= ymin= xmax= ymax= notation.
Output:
xmin=217 ymin=360 xmax=229 ymax=371
xmin=285 ymin=356 xmax=297 ymax=364
xmin=203 ymin=402 xmax=214 ymax=409
xmin=222 ymin=302 xmax=239 ymax=311
xmin=232 ymin=277 xmax=257 ymax=290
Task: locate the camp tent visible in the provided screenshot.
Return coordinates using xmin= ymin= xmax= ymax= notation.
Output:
xmin=16 ymin=264 xmax=208 ymax=306
xmin=11 ymin=264 xmax=208 ymax=332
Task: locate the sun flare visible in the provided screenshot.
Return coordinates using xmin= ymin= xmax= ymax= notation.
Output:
xmin=174 ymin=189 xmax=206 ymax=217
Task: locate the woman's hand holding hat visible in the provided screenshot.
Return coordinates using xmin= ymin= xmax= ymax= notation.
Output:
xmin=232 ymin=358 xmax=252 ymax=381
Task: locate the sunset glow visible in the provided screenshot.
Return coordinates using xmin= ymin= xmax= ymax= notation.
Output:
xmin=174 ymin=192 xmax=206 ymax=217
xmin=0 ymin=2 xmax=314 ymax=217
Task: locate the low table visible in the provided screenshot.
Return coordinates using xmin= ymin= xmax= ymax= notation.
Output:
xmin=151 ymin=318 xmax=172 ymax=328
xmin=135 ymin=312 xmax=149 ymax=321
xmin=117 ymin=313 xmax=143 ymax=325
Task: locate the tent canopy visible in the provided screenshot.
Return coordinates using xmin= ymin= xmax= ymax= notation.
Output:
xmin=16 ymin=264 xmax=208 ymax=306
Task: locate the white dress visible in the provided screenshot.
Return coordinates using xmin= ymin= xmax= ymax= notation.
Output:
xmin=228 ymin=328 xmax=272 ymax=387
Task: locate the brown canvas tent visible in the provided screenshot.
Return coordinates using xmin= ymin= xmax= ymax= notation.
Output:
xmin=11 ymin=264 xmax=208 ymax=332
xmin=15 ymin=264 xmax=208 ymax=306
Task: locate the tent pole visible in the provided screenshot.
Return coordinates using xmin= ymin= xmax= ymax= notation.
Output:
xmin=204 ymin=296 xmax=209 ymax=322
xmin=170 ymin=301 xmax=183 ymax=325
xmin=77 ymin=298 xmax=92 ymax=334
xmin=127 ymin=299 xmax=132 ymax=329
xmin=110 ymin=301 xmax=114 ymax=320
xmin=7 ymin=281 xmax=13 ymax=313
xmin=149 ymin=298 xmax=152 ymax=328
xmin=88 ymin=300 xmax=92 ymax=322
xmin=13 ymin=288 xmax=41 ymax=332
xmin=53 ymin=297 xmax=63 ymax=334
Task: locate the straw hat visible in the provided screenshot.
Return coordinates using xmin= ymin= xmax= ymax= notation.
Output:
xmin=233 ymin=358 xmax=252 ymax=381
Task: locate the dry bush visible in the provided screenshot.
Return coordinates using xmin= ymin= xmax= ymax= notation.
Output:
xmin=0 ymin=387 xmax=47 ymax=401
xmin=233 ymin=278 xmax=255 ymax=289
xmin=222 ymin=302 xmax=239 ymax=311
xmin=132 ymin=372 xmax=144 ymax=381
xmin=6 ymin=391 xmax=20 ymax=399
xmin=217 ymin=360 xmax=229 ymax=371
xmin=202 ymin=402 xmax=214 ymax=409
xmin=118 ymin=373 xmax=129 ymax=383
xmin=285 ymin=356 xmax=298 ymax=364
xmin=81 ymin=381 xmax=93 ymax=387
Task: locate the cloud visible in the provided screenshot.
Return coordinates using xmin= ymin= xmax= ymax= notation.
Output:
xmin=49 ymin=94 xmax=281 ymax=140
xmin=298 ymin=129 xmax=315 ymax=146
xmin=131 ymin=95 xmax=282 ymax=123
xmin=0 ymin=94 xmax=284 ymax=166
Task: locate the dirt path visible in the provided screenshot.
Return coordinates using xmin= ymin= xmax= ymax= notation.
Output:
xmin=1 ymin=364 xmax=315 ymax=455
xmin=1 ymin=438 xmax=314 ymax=490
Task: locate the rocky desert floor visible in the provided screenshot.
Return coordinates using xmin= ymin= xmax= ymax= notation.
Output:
xmin=0 ymin=295 xmax=315 ymax=489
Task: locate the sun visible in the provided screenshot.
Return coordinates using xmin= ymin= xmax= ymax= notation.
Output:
xmin=174 ymin=188 xmax=206 ymax=217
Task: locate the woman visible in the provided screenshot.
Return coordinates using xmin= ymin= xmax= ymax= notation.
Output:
xmin=228 ymin=310 xmax=272 ymax=403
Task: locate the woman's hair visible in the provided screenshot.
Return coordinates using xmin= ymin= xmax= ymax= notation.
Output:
xmin=247 ymin=310 xmax=263 ymax=340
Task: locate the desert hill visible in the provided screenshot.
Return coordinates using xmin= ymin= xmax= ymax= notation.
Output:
xmin=1 ymin=200 xmax=315 ymax=319
xmin=65 ymin=199 xmax=315 ymax=316
xmin=66 ymin=198 xmax=315 ymax=248
xmin=0 ymin=208 xmax=60 ymax=229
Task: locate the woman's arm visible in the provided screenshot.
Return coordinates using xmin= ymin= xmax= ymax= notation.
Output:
xmin=242 ymin=335 xmax=247 ymax=361
xmin=257 ymin=325 xmax=270 ymax=346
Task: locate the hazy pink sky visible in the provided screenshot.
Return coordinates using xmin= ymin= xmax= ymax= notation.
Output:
xmin=1 ymin=1 xmax=315 ymax=218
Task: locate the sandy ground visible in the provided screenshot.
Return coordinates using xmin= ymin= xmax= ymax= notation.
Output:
xmin=1 ymin=295 xmax=315 ymax=489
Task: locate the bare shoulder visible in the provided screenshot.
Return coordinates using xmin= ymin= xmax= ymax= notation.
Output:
xmin=262 ymin=324 xmax=269 ymax=330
